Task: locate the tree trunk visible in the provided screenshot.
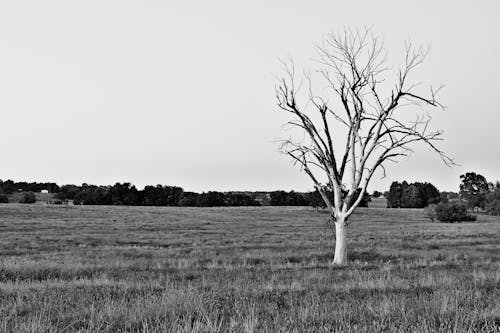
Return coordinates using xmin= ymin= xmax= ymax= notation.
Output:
xmin=332 ymin=219 xmax=347 ymax=265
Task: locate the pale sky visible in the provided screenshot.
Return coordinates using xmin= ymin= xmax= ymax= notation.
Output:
xmin=1 ymin=1 xmax=499 ymax=193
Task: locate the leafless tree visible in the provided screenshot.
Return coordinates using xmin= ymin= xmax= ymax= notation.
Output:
xmin=276 ymin=28 xmax=453 ymax=265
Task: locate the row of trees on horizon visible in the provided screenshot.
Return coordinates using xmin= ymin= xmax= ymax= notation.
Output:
xmin=0 ymin=179 xmax=371 ymax=207
xmin=1 ymin=172 xmax=499 ymax=215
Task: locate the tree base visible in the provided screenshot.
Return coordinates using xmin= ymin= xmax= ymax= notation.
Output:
xmin=329 ymin=260 xmax=347 ymax=266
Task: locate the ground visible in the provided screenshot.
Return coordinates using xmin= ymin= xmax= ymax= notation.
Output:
xmin=0 ymin=203 xmax=499 ymax=332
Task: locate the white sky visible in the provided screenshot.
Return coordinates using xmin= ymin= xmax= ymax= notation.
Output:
xmin=1 ymin=1 xmax=499 ymax=192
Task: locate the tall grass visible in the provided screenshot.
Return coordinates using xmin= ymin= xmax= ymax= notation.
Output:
xmin=0 ymin=204 xmax=499 ymax=332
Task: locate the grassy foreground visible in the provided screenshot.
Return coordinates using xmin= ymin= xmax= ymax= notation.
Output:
xmin=0 ymin=204 xmax=499 ymax=332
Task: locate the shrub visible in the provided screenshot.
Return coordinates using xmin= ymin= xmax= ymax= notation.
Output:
xmin=19 ymin=192 xmax=37 ymax=204
xmin=485 ymin=199 xmax=500 ymax=216
xmin=435 ymin=202 xmax=477 ymax=222
xmin=0 ymin=194 xmax=8 ymax=203
xmin=424 ymin=204 xmax=437 ymax=222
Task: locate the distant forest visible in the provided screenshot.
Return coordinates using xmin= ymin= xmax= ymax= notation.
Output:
xmin=0 ymin=179 xmax=370 ymax=207
xmin=3 ymin=178 xmax=485 ymax=211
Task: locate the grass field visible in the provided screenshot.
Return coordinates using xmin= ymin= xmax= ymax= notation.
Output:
xmin=0 ymin=204 xmax=499 ymax=332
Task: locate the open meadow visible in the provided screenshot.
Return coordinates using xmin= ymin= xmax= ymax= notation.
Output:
xmin=0 ymin=204 xmax=499 ymax=332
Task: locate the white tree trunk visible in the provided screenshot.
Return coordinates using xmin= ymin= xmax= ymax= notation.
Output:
xmin=332 ymin=219 xmax=347 ymax=265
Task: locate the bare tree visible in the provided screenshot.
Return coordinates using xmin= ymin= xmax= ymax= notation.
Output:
xmin=276 ymin=28 xmax=453 ymax=265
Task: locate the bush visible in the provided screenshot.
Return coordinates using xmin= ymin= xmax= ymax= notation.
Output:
xmin=435 ymin=202 xmax=477 ymax=222
xmin=0 ymin=194 xmax=8 ymax=203
xmin=485 ymin=199 xmax=500 ymax=216
xmin=19 ymin=192 xmax=37 ymax=204
xmin=424 ymin=204 xmax=437 ymax=222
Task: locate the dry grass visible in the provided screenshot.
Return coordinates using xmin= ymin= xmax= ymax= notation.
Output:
xmin=0 ymin=204 xmax=499 ymax=332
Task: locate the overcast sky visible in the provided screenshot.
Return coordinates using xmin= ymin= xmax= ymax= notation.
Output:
xmin=1 ymin=1 xmax=499 ymax=192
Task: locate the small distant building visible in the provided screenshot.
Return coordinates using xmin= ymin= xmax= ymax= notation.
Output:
xmin=41 ymin=189 xmax=49 ymax=194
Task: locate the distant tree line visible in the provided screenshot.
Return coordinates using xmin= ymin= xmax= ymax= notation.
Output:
xmin=59 ymin=184 xmax=366 ymax=208
xmin=0 ymin=180 xmax=60 ymax=194
xmin=303 ymin=189 xmax=370 ymax=210
xmin=6 ymin=173 xmax=498 ymax=219
xmin=0 ymin=178 xmax=374 ymax=208
xmin=54 ymin=183 xmax=262 ymax=207
xmin=269 ymin=191 xmax=309 ymax=206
